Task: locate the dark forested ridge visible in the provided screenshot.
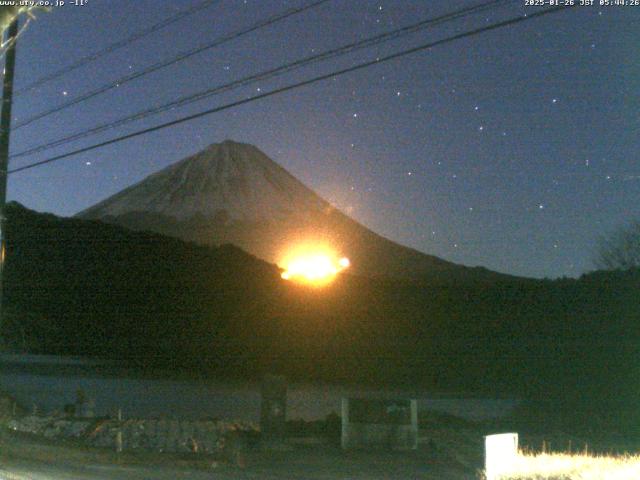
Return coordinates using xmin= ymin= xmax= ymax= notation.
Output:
xmin=3 ymin=202 xmax=639 ymax=417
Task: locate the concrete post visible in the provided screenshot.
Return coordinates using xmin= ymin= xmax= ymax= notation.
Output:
xmin=340 ymin=398 xmax=349 ymax=449
xmin=116 ymin=408 xmax=123 ymax=453
xmin=260 ymin=374 xmax=287 ymax=448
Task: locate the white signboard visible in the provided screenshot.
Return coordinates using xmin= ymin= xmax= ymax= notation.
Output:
xmin=484 ymin=432 xmax=518 ymax=480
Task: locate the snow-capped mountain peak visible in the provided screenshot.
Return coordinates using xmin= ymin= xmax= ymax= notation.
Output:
xmin=79 ymin=140 xmax=327 ymax=223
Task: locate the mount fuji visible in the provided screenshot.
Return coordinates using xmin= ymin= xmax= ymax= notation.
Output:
xmin=77 ymin=140 xmax=510 ymax=283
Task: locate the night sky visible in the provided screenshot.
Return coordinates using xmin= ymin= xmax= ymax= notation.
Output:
xmin=5 ymin=0 xmax=638 ymax=279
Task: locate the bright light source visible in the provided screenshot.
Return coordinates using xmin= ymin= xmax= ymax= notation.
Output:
xmin=485 ymin=433 xmax=518 ymax=480
xmin=280 ymin=246 xmax=350 ymax=286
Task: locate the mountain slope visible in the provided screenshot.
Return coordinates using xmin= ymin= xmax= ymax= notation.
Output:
xmin=78 ymin=140 xmax=513 ymax=283
xmin=79 ymin=140 xmax=328 ymax=223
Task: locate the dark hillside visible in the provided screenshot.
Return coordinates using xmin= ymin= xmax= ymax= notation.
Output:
xmin=3 ymin=202 xmax=639 ymax=426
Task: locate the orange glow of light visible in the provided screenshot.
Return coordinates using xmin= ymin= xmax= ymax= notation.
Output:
xmin=280 ymin=248 xmax=350 ymax=286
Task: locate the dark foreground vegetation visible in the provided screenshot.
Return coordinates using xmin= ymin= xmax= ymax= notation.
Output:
xmin=2 ymin=202 xmax=639 ymax=432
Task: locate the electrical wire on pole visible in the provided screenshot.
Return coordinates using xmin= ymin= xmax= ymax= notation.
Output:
xmin=8 ymin=5 xmax=575 ymax=176
xmin=10 ymin=0 xmax=513 ymax=161
xmin=12 ymin=0 xmax=332 ymax=130
xmin=14 ymin=0 xmax=221 ymax=97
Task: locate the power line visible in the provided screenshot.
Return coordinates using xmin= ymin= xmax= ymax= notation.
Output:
xmin=15 ymin=0 xmax=221 ymax=97
xmin=11 ymin=0 xmax=513 ymax=160
xmin=8 ymin=5 xmax=575 ymax=176
xmin=12 ymin=0 xmax=332 ymax=130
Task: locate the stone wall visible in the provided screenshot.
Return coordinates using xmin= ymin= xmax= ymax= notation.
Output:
xmin=6 ymin=415 xmax=257 ymax=454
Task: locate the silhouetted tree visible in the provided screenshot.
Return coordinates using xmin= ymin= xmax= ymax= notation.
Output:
xmin=595 ymin=220 xmax=640 ymax=270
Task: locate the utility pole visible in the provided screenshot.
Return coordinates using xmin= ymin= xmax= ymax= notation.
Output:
xmin=0 ymin=18 xmax=19 ymax=336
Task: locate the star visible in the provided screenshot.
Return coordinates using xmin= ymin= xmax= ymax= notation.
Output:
xmin=552 ymin=98 xmax=558 ymax=104
xmin=478 ymin=125 xmax=484 ymax=132
xmin=538 ymin=204 xmax=544 ymax=210
xmin=352 ymin=113 xmax=358 ymax=118
xmin=62 ymin=91 xmax=68 ymax=96
xmin=474 ymin=105 xmax=479 ymax=111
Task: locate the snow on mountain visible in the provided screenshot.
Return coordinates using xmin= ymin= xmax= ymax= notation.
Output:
xmin=79 ymin=140 xmax=328 ymax=223
xmin=78 ymin=140 xmax=510 ymax=283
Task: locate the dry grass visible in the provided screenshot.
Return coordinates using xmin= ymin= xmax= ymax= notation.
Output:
xmin=496 ymin=451 xmax=640 ymax=480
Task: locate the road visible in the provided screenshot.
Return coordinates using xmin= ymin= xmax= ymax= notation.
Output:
xmin=0 ymin=447 xmax=476 ymax=480
xmin=0 ymin=460 xmax=219 ymax=480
